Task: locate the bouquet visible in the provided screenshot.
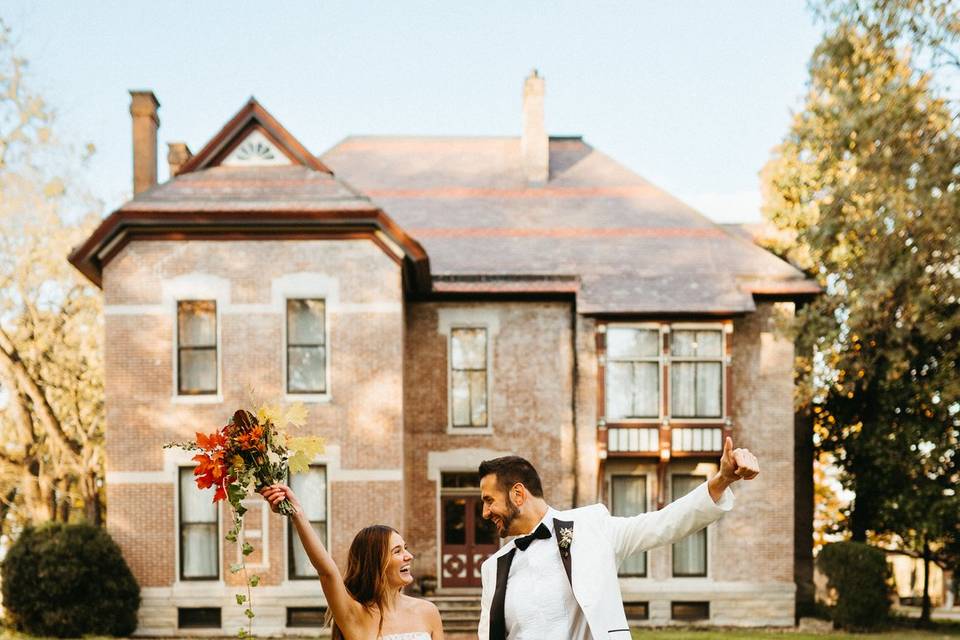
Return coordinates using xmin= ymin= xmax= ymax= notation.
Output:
xmin=165 ymin=403 xmax=323 ymax=638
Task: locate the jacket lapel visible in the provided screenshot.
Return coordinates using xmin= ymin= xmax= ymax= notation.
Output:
xmin=489 ymin=548 xmax=516 ymax=640
xmin=553 ymin=518 xmax=574 ymax=587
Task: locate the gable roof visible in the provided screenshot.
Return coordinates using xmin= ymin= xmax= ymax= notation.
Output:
xmin=69 ymin=101 xmax=430 ymax=290
xmin=321 ymin=136 xmax=819 ymax=314
xmin=176 ymin=98 xmax=332 ymax=175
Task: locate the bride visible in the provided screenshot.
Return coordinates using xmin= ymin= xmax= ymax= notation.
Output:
xmin=260 ymin=484 xmax=443 ymax=640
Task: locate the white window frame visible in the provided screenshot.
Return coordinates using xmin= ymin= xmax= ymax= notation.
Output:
xmin=669 ymin=471 xmax=712 ymax=579
xmin=176 ymin=465 xmax=222 ymax=583
xmin=603 ymin=322 xmax=663 ymax=424
xmin=602 ymin=322 xmax=730 ymax=425
xmin=610 ymin=472 xmax=653 ymax=578
xmin=447 ymin=325 xmax=492 ymax=432
xmin=283 ymin=298 xmax=331 ymax=402
xmin=286 ymin=464 xmax=329 ymax=580
xmin=666 ymin=323 xmax=728 ymax=424
xmin=173 ymin=298 xmax=223 ymax=404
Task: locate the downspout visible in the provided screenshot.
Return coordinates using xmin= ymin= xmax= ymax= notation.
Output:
xmin=570 ymin=300 xmax=580 ymax=507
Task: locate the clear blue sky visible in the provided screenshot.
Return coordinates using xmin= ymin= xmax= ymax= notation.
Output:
xmin=4 ymin=1 xmax=823 ymax=223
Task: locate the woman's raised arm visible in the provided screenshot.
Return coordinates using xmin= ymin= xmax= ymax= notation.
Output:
xmin=260 ymin=484 xmax=363 ymax=631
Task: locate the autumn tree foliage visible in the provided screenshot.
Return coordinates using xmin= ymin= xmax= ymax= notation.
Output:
xmin=0 ymin=19 xmax=104 ymax=532
xmin=763 ymin=1 xmax=960 ymax=623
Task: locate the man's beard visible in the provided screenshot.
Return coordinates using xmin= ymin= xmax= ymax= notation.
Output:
xmin=498 ymin=500 xmax=521 ymax=538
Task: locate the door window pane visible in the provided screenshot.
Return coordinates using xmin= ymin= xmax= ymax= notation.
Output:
xmin=444 ymin=498 xmax=467 ymax=545
xmin=612 ymin=475 xmax=647 ymax=576
xmin=473 ymin=499 xmax=497 ymax=545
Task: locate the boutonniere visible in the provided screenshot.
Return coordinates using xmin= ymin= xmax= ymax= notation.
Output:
xmin=558 ymin=526 xmax=574 ymax=550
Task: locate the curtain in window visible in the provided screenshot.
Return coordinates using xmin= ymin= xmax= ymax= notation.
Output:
xmin=672 ymin=475 xmax=707 ymax=576
xmin=670 ymin=330 xmax=722 ymax=418
xmin=179 ymin=468 xmax=218 ymax=578
xmin=606 ymin=328 xmax=659 ymax=420
xmin=289 ymin=466 xmax=328 ymax=578
xmin=612 ymin=476 xmax=647 ymax=576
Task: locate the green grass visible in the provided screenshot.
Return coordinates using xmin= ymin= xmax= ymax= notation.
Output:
xmin=630 ymin=623 xmax=960 ymax=640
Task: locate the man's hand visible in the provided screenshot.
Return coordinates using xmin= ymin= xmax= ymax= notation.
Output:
xmin=708 ymin=437 xmax=759 ymax=502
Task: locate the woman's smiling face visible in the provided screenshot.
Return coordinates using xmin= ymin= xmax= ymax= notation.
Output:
xmin=385 ymin=531 xmax=414 ymax=589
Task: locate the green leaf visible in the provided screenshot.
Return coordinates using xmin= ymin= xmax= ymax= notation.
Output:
xmin=230 ymin=562 xmax=244 ymax=574
xmin=244 ymin=608 xmax=255 ymax=619
xmin=249 ymin=574 xmax=260 ymax=587
xmin=242 ymin=542 xmax=254 ymax=556
xmin=225 ymin=530 xmax=238 ymax=543
xmin=236 ymin=594 xmax=246 ymax=605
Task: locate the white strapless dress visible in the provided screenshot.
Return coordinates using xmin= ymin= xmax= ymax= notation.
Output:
xmin=382 ymin=634 xmax=431 ymax=640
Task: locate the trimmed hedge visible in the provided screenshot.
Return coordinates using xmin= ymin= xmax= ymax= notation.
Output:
xmin=1 ymin=522 xmax=141 ymax=637
xmin=817 ymin=541 xmax=891 ymax=630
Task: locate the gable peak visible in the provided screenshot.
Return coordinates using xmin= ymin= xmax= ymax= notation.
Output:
xmin=175 ymin=97 xmax=331 ymax=176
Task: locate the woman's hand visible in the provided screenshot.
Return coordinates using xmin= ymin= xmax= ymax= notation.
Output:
xmin=259 ymin=483 xmax=303 ymax=515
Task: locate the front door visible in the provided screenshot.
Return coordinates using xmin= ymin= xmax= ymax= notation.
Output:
xmin=441 ymin=494 xmax=498 ymax=588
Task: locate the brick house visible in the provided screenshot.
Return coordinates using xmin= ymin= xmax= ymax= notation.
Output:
xmin=69 ymin=73 xmax=818 ymax=634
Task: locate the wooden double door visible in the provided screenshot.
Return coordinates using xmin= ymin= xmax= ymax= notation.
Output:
xmin=440 ymin=494 xmax=498 ymax=588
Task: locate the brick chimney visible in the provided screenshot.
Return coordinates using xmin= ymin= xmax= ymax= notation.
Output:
xmin=129 ymin=90 xmax=160 ymax=195
xmin=167 ymin=142 xmax=192 ymax=177
xmin=521 ymin=69 xmax=548 ymax=185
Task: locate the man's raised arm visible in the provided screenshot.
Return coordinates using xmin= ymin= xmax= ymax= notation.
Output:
xmin=605 ymin=436 xmax=759 ymax=561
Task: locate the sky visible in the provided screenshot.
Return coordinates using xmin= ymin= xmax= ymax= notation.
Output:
xmin=3 ymin=1 xmax=823 ymax=223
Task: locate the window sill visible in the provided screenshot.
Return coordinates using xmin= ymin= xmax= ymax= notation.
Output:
xmin=172 ymin=394 xmax=223 ymax=405
xmin=446 ymin=425 xmax=494 ymax=436
xmin=284 ymin=393 xmax=332 ymax=405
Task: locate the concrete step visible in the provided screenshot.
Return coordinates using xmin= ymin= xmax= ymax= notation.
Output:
xmin=426 ymin=593 xmax=481 ymax=635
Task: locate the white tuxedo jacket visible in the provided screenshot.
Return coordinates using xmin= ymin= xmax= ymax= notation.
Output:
xmin=478 ymin=481 xmax=734 ymax=640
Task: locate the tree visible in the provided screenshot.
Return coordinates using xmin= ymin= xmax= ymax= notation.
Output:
xmin=0 ymin=18 xmax=104 ymax=532
xmin=762 ymin=11 xmax=960 ymax=624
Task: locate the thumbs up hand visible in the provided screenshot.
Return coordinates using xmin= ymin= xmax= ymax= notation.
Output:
xmin=719 ymin=436 xmax=759 ymax=482
xmin=708 ymin=436 xmax=759 ymax=502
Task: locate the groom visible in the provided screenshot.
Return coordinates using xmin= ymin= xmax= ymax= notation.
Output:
xmin=477 ymin=437 xmax=759 ymax=639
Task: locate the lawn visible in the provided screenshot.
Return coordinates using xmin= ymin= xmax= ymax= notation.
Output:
xmin=630 ymin=623 xmax=960 ymax=640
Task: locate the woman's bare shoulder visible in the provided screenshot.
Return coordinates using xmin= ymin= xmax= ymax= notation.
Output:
xmin=401 ymin=594 xmax=440 ymax=617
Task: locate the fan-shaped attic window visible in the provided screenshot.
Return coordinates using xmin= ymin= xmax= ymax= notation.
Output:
xmin=222 ymin=129 xmax=291 ymax=166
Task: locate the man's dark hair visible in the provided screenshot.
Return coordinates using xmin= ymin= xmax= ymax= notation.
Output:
xmin=478 ymin=456 xmax=543 ymax=498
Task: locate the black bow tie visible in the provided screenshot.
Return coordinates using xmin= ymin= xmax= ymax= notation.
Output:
xmin=515 ymin=522 xmax=551 ymax=551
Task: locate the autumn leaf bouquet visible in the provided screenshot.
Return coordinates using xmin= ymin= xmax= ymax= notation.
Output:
xmin=164 ymin=403 xmax=324 ymax=638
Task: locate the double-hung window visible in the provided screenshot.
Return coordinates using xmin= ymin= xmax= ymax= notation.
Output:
xmin=671 ymin=474 xmax=708 ymax=577
xmin=286 ymin=299 xmax=326 ymax=395
xmin=288 ymin=465 xmax=328 ymax=579
xmin=670 ymin=329 xmax=723 ymax=418
xmin=450 ymin=328 xmax=488 ymax=428
xmin=611 ymin=475 xmax=647 ymax=576
xmin=177 ymin=301 xmax=217 ymax=395
xmin=605 ymin=327 xmax=660 ymax=420
xmin=179 ymin=467 xmax=219 ymax=580
xmin=604 ymin=325 xmax=725 ymax=422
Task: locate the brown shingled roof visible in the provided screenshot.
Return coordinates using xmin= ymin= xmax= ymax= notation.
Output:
xmin=321 ymin=136 xmax=819 ymax=313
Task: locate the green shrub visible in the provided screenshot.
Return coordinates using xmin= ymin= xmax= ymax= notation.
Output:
xmin=817 ymin=541 xmax=891 ymax=630
xmin=1 ymin=522 xmax=140 ymax=637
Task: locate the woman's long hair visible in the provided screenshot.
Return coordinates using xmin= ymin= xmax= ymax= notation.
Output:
xmin=329 ymin=524 xmax=399 ymax=640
